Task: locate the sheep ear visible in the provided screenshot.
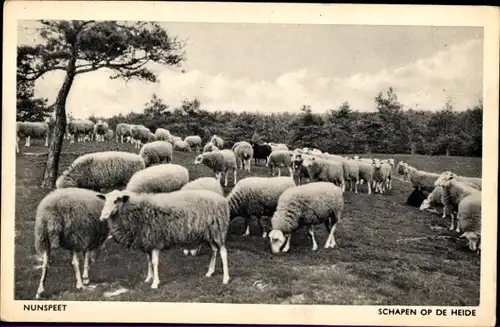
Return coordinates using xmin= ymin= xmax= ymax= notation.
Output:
xmin=121 ymin=195 xmax=130 ymax=203
xmin=96 ymin=194 xmax=106 ymax=200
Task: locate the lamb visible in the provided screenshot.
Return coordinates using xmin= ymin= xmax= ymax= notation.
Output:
xmin=130 ymin=125 xmax=150 ymax=148
xmin=250 ymin=142 xmax=273 ymax=166
xmin=194 ymin=150 xmax=237 ymax=187
xmin=301 ymin=156 xmax=344 ymax=189
xmin=266 ymin=150 xmax=294 ymax=177
xmin=34 ymin=188 xmax=109 ymax=299
xmin=154 ymin=128 xmax=171 ymax=141
xmin=356 ymin=159 xmax=374 ymax=194
xmin=173 ymin=140 xmax=192 ymax=152
xmin=210 ymin=134 xmax=224 ymax=149
xmin=457 ymin=192 xmax=482 ymax=253
xmin=227 ymin=176 xmax=296 ymax=238
xmin=17 ymin=121 xmax=49 ymax=148
xmin=372 ymin=159 xmax=392 ymax=194
xmin=139 ymin=141 xmax=173 ymax=167
xmin=405 ymin=167 xmax=440 ymax=192
xmin=104 ymin=129 xmax=115 ymax=142
xmin=268 ymin=182 xmax=343 ymax=254
xmin=419 ymin=186 xmax=446 ymax=217
xmin=169 ymin=135 xmax=183 ymax=145
xmin=233 ymin=141 xmax=254 ymax=172
xmin=126 ymin=164 xmax=189 ymax=194
xmin=56 ymin=151 xmax=146 ymax=192
xmin=203 ymin=142 xmax=219 ymax=153
xmin=434 ymin=171 xmax=482 ymax=232
xmin=396 ymin=161 xmax=408 ymax=181
xmin=180 ymin=177 xmax=224 ymax=256
xmin=97 ymin=189 xmax=231 ymax=288
xmin=67 ymin=120 xmax=94 ymax=143
xmin=116 ymin=123 xmax=133 ymax=143
xmin=93 ymin=120 xmax=109 ymax=143
xmin=184 ymin=135 xmax=202 ymax=152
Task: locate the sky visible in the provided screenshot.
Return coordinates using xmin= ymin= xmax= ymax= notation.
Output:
xmin=18 ymin=21 xmax=483 ymax=119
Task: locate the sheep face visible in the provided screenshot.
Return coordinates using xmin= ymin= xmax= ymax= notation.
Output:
xmin=268 ymin=230 xmax=286 ymax=254
xmin=460 ymin=231 xmax=480 ymax=252
xmin=372 ymin=159 xmax=382 ymax=169
xmin=434 ymin=171 xmax=456 ymax=187
xmin=194 ymin=154 xmax=204 ymax=165
xmin=97 ymin=190 xmax=130 ymax=222
xmin=419 ymin=199 xmax=430 ymax=211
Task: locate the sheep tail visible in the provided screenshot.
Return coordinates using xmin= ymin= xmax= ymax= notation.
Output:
xmin=35 ymin=214 xmax=63 ymax=252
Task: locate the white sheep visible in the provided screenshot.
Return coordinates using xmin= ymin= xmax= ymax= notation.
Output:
xmin=267 ymin=142 xmax=289 ymax=152
xmin=457 ymin=192 xmax=482 ymax=253
xmin=301 ymin=156 xmax=344 ymax=190
xmin=168 ymin=135 xmax=183 ymax=145
xmin=105 ymin=129 xmax=115 ymax=142
xmin=67 ymin=119 xmax=94 ymax=143
xmin=419 ymin=186 xmax=446 ymax=217
xmin=335 ymin=157 xmax=360 ymax=193
xmin=210 ymin=135 xmax=224 ymax=149
xmin=184 ymin=135 xmax=202 ymax=152
xmin=269 ymin=182 xmax=344 ymax=253
xmin=291 ymin=153 xmax=311 ymax=186
xmin=154 ymin=128 xmax=171 ymax=141
xmin=139 ymin=141 xmax=173 ymax=167
xmin=97 ymin=189 xmax=231 ymax=288
xmin=93 ymin=120 xmax=109 ymax=143
xmin=17 ymin=121 xmax=49 ymax=148
xmin=266 ymin=150 xmax=295 ymax=177
xmin=456 ymin=176 xmax=482 ymax=190
xmin=116 ymin=123 xmax=133 ymax=143
xmin=372 ymin=159 xmax=392 ymax=194
xmin=56 ymin=151 xmax=146 ymax=192
xmin=130 ymin=125 xmax=150 ymax=148
xmin=355 ymin=159 xmax=373 ymax=194
xmin=173 ymin=140 xmax=192 ymax=152
xmin=203 ymin=142 xmax=219 ymax=153
xmin=227 ymin=176 xmax=296 ymax=237
xmin=34 ymin=188 xmax=109 ymax=299
xmin=396 ymin=161 xmax=409 ymax=181
xmin=434 ymin=171 xmax=482 ymax=232
xmin=405 ymin=166 xmax=441 ymax=192
xmin=233 ymin=141 xmax=254 ymax=172
xmin=194 ymin=150 xmax=237 ymax=187
xmin=126 ymin=164 xmax=189 ymax=194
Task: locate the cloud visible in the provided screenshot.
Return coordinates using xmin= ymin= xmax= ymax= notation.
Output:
xmin=34 ymin=38 xmax=482 ymax=119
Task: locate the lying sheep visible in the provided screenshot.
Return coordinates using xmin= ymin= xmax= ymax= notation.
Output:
xmin=203 ymin=142 xmax=219 ymax=153
xmin=266 ymin=150 xmax=294 ymax=177
xmin=174 ymin=140 xmax=192 ymax=152
xmin=126 ymin=164 xmax=189 ymax=194
xmin=97 ymin=189 xmax=231 ymax=288
xmin=93 ymin=120 xmax=109 ymax=142
xmin=56 ymin=151 xmax=145 ymax=192
xmin=180 ymin=177 xmax=224 ymax=256
xmin=194 ymin=150 xmax=237 ymax=187
xmin=227 ymin=176 xmax=296 ymax=237
xmin=17 ymin=121 xmax=49 ymax=148
xmin=405 ymin=166 xmax=440 ymax=192
xmin=184 ymin=135 xmax=202 ymax=152
xmin=233 ymin=141 xmax=254 ymax=172
xmin=301 ymin=156 xmax=344 ymax=189
xmin=139 ymin=141 xmax=173 ymax=167
xmin=372 ymin=159 xmax=392 ymax=194
xmin=211 ymin=134 xmax=224 ymax=149
xmin=116 ymin=123 xmax=133 ymax=143
xmin=34 ymin=188 xmax=109 ymax=299
xmin=434 ymin=171 xmax=482 ymax=232
xmin=154 ymin=128 xmax=171 ymax=141
xmin=457 ymin=192 xmax=482 ymax=253
xmin=419 ymin=186 xmax=446 ymax=217
xmin=269 ymin=182 xmax=343 ymax=253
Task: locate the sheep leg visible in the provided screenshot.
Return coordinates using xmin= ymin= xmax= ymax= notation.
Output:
xmin=145 ymin=253 xmax=153 ymax=282
xmin=243 ymin=221 xmax=251 ymax=236
xmin=282 ymin=234 xmax=292 ymax=253
xmin=35 ymin=250 xmax=49 ymax=299
xmin=44 ymin=135 xmax=48 ymax=147
xmin=257 ymin=218 xmax=267 ymax=238
xmin=367 ymin=181 xmax=372 ymax=195
xmin=233 ymin=169 xmax=237 ymax=185
xmin=190 ymin=246 xmax=200 ymax=256
xmin=308 ymin=227 xmax=318 ymax=251
xmin=288 ymin=167 xmax=294 ymax=177
xmin=278 ymin=168 xmax=281 ymax=177
xmin=219 ymin=245 xmax=230 ymax=284
xmin=71 ymin=252 xmax=84 ymax=290
xmin=355 ymin=180 xmax=358 ymax=194
xmin=205 ymin=242 xmax=218 ymax=278
xmin=449 ymin=213 xmax=457 ymax=231
xmin=224 ymin=171 xmax=228 ymax=187
xmin=325 ymin=224 xmax=337 ymax=249
xmin=82 ymin=251 xmax=90 ymax=285
xmin=442 ymin=207 xmax=447 ymax=219
xmin=150 ymin=249 xmax=160 ymax=289
xmin=247 ymin=159 xmax=251 ymax=172
xmin=16 ymin=138 xmax=19 ymax=153
xmin=26 ymin=136 xmax=31 ymax=147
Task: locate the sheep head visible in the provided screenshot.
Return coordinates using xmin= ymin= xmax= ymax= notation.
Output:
xmin=434 ymin=171 xmax=456 ymax=187
xmin=97 ymin=190 xmax=131 ymax=222
xmin=194 ymin=154 xmax=204 ymax=165
xmin=268 ymin=229 xmax=287 ymax=254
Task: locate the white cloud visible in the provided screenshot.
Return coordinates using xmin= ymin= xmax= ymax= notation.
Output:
xmin=34 ymin=38 xmax=482 ymax=118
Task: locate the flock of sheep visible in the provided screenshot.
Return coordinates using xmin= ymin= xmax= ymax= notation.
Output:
xmin=21 ymin=118 xmax=482 ymax=301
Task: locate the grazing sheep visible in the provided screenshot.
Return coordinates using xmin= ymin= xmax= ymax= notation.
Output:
xmin=56 ymin=151 xmax=145 ymax=192
xmin=301 ymin=156 xmax=344 ymax=189
xmin=269 ymin=182 xmax=343 ymax=253
xmin=372 ymin=159 xmax=392 ymax=194
xmin=210 ymin=135 xmax=224 ymax=149
xmin=405 ymin=167 xmax=440 ymax=192
xmin=139 ymin=141 xmax=173 ymax=167
xmin=184 ymin=135 xmax=202 ymax=152
xmin=267 ymin=143 xmax=289 ymax=152
xmin=251 ymin=142 xmax=273 ymax=166
xmin=434 ymin=171 xmax=482 ymax=232
xmin=194 ymin=150 xmax=237 ymax=187
xmin=130 ymin=125 xmax=150 ymax=148
xmin=116 ymin=123 xmax=133 ymax=143
xmin=458 ymin=192 xmax=482 ymax=253
xmin=97 ymin=189 xmax=231 ymax=288
xmin=203 ymin=142 xmax=219 ymax=153
xmin=174 ymin=140 xmax=192 ymax=152
xmin=180 ymin=177 xmax=224 ymax=256
xmin=138 ymin=130 xmax=156 ymax=145
xmin=93 ymin=120 xmax=109 ymax=142
xmin=227 ymin=176 xmax=296 ymax=237
xmin=419 ymin=186 xmax=446 ymax=216
xmin=154 ymin=128 xmax=171 ymax=141
xmin=169 ymin=135 xmax=183 ymax=145
xmin=266 ymin=150 xmax=294 ymax=177
xmin=356 ymin=159 xmax=374 ymax=194
xmin=126 ymin=164 xmax=189 ymax=194
xmin=67 ymin=120 xmax=95 ymax=143
xmin=34 ymin=188 xmax=109 ymax=299
xmin=104 ymin=129 xmax=115 ymax=142
xmin=233 ymin=141 xmax=254 ymax=172
xmin=17 ymin=121 xmax=49 ymax=148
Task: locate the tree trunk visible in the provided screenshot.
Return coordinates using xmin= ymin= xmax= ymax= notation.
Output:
xmin=40 ymin=69 xmax=75 ymax=188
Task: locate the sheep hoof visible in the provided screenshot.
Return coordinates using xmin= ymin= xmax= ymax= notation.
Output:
xmin=82 ymin=278 xmax=90 ymax=285
xmin=183 ymin=249 xmax=189 ymax=256
xmin=205 ymin=271 xmax=214 ymax=278
xmin=222 ymin=276 xmax=230 ymax=284
xmin=262 ymin=232 xmax=267 ymax=238
xmin=455 ymin=228 xmax=461 ymax=234
xmin=76 ymin=283 xmax=85 ymax=290
xmin=449 ymin=226 xmax=455 ymax=231
xmin=312 ymin=246 xmax=318 ymax=251
xmin=190 ymin=249 xmax=198 ymax=256
xmin=35 ymin=291 xmax=43 ymax=299
xmin=151 ymin=283 xmax=159 ymax=289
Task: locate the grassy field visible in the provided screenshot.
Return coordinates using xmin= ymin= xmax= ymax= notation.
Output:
xmin=14 ymin=139 xmax=482 ymax=305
